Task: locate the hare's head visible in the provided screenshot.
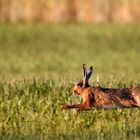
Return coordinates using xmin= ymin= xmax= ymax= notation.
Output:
xmin=73 ymin=64 xmax=93 ymax=95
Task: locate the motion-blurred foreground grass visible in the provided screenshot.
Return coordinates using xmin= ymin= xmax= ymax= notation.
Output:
xmin=0 ymin=24 xmax=140 ymax=139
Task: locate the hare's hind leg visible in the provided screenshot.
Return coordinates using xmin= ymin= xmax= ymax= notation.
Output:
xmin=132 ymin=102 xmax=140 ymax=108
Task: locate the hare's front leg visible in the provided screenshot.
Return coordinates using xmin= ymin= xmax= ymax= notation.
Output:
xmin=62 ymin=102 xmax=95 ymax=112
xmin=61 ymin=104 xmax=85 ymax=109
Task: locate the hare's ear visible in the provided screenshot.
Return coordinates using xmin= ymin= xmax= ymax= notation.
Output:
xmin=85 ymin=66 xmax=93 ymax=81
xmin=83 ymin=64 xmax=86 ymax=77
xmin=83 ymin=65 xmax=93 ymax=88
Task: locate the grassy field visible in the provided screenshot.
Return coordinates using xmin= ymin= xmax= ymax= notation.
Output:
xmin=0 ymin=24 xmax=140 ymax=140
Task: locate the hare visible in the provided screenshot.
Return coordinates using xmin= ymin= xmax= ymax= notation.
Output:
xmin=62 ymin=64 xmax=140 ymax=112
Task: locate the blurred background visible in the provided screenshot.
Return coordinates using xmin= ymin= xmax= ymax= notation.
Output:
xmin=0 ymin=0 xmax=140 ymax=23
xmin=0 ymin=0 xmax=140 ymax=82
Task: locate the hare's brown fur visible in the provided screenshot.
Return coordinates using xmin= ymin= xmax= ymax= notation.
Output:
xmin=62 ymin=85 xmax=140 ymax=111
xmin=62 ymin=64 xmax=140 ymax=112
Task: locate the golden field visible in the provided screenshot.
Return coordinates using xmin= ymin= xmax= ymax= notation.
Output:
xmin=0 ymin=0 xmax=140 ymax=23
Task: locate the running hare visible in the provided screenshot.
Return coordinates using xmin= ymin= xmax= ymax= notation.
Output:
xmin=62 ymin=64 xmax=140 ymax=112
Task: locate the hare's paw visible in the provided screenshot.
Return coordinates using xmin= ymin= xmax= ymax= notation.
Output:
xmin=61 ymin=104 xmax=70 ymax=111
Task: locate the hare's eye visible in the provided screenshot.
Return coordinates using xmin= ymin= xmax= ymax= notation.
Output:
xmin=77 ymin=82 xmax=83 ymax=87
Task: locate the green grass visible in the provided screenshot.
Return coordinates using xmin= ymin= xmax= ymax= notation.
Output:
xmin=0 ymin=24 xmax=140 ymax=140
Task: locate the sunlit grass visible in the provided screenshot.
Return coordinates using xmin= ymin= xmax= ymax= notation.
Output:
xmin=0 ymin=24 xmax=140 ymax=139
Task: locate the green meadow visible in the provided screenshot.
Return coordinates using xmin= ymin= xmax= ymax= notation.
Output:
xmin=0 ymin=24 xmax=140 ymax=139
